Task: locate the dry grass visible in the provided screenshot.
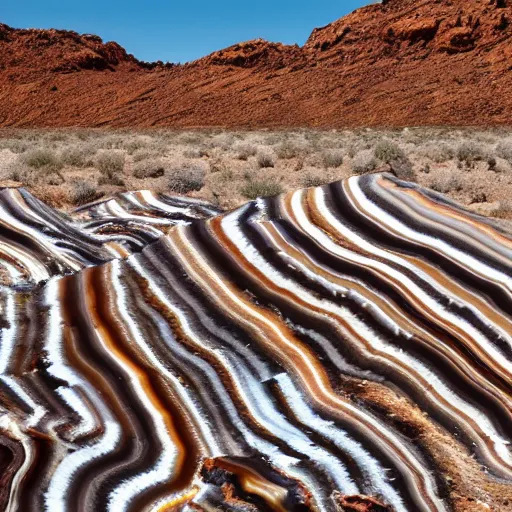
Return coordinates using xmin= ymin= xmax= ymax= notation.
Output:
xmin=374 ymin=140 xmax=405 ymax=163
xmin=420 ymin=143 xmax=454 ymax=163
xmin=168 ymin=167 xmax=205 ymax=194
xmin=235 ymin=143 xmax=258 ymax=161
xmin=0 ymin=139 xmax=29 ymax=154
xmin=352 ymin=150 xmax=378 ymax=175
xmin=96 ymin=150 xmax=125 ymax=185
xmin=275 ymin=140 xmax=306 ymax=160
xmin=302 ymin=172 xmax=331 ymax=188
xmin=257 ymin=151 xmax=275 ymax=169
xmin=133 ymin=158 xmax=166 ymax=179
xmin=22 ymin=148 xmax=63 ymax=172
xmin=322 ymin=150 xmax=344 ymax=168
xmin=0 ymin=128 xmax=511 ymax=223
xmin=241 ymin=179 xmax=284 ymax=199
xmin=456 ymin=142 xmax=486 ymax=166
xmin=428 ymin=170 xmax=464 ymax=194
xmin=496 ymin=140 xmax=512 ymax=162
xmin=70 ymin=180 xmax=102 ymax=205
xmin=61 ymin=145 xmax=95 ymax=168
xmin=96 ymin=150 xmax=124 ymax=175
xmin=4 ymin=161 xmax=35 ymax=184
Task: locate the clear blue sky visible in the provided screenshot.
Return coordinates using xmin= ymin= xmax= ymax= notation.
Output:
xmin=3 ymin=1 xmax=370 ymax=63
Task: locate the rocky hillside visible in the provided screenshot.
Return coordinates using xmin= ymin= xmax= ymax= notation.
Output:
xmin=0 ymin=24 xmax=172 ymax=75
xmin=0 ymin=0 xmax=511 ymax=127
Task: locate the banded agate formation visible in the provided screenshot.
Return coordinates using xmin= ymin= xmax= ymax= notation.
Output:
xmin=0 ymin=188 xmax=221 ymax=287
xmin=0 ymin=174 xmax=511 ymax=511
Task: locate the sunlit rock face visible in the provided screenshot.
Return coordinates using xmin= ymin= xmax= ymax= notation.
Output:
xmin=1 ymin=174 xmax=511 ymax=511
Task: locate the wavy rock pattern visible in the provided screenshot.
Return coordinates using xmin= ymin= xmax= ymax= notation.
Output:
xmin=0 ymin=173 xmax=511 ymax=511
xmin=0 ymin=188 xmax=221 ymax=287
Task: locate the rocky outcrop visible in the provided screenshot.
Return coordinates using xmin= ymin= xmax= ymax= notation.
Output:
xmin=0 ymin=24 xmax=172 ymax=75
xmin=196 ymin=39 xmax=304 ymax=69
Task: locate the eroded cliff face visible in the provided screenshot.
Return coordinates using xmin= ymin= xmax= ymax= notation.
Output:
xmin=306 ymin=0 xmax=512 ymax=59
xmin=0 ymin=0 xmax=511 ymax=127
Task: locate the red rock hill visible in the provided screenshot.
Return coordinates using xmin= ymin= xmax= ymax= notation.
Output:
xmin=1 ymin=0 xmax=511 ymax=128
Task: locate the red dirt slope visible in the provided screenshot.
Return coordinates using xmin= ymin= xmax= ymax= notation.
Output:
xmin=0 ymin=0 xmax=511 ymax=128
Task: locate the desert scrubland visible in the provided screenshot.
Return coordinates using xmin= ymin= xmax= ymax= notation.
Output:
xmin=1 ymin=128 xmax=512 ymax=221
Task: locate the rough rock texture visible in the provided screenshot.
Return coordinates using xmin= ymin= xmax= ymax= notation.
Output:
xmin=2 ymin=174 xmax=512 ymax=511
xmin=1 ymin=0 xmax=512 ymax=127
xmin=0 ymin=24 xmax=171 ymax=75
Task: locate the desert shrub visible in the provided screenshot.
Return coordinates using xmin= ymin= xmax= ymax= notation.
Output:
xmin=210 ymin=133 xmax=236 ymax=151
xmin=98 ymin=174 xmax=125 ymax=186
xmin=373 ymin=139 xmax=415 ymax=180
xmin=218 ymin=168 xmax=234 ymax=182
xmin=41 ymin=131 xmax=68 ymax=143
xmin=45 ymin=173 xmax=65 ymax=186
xmin=263 ymin=133 xmax=282 ymax=146
xmin=0 ymin=139 xmax=29 ymax=154
xmin=61 ymin=145 xmax=94 ymax=168
xmin=70 ymin=180 xmax=101 ymax=206
xmin=322 ymin=150 xmax=344 ymax=168
xmin=275 ymin=141 xmax=305 ymax=160
xmin=199 ymin=146 xmax=211 ymax=158
xmin=22 ymin=148 xmax=63 ymax=173
xmin=94 ymin=133 xmax=125 ymax=150
xmin=145 ymin=138 xmax=171 ymax=155
xmin=208 ymin=157 xmax=228 ymax=173
xmin=390 ymin=159 xmax=415 ymax=182
xmin=241 ymin=179 xmax=284 ymax=199
xmin=75 ymin=130 xmax=95 ymax=141
xmin=183 ymin=148 xmax=204 ymax=159
xmin=347 ymin=145 xmax=361 ymax=159
xmin=374 ymin=140 xmax=406 ymax=163
xmin=178 ymin=132 xmax=205 ymax=145
xmin=3 ymin=161 xmax=34 ymax=184
xmin=122 ymin=137 xmax=149 ymax=154
xmin=428 ymin=172 xmax=463 ymax=194
xmin=303 ymin=130 xmax=322 ymax=147
xmin=421 ymin=143 xmax=455 ymax=163
xmin=96 ymin=150 xmax=124 ymax=174
xmin=133 ymin=158 xmax=166 ymax=179
xmin=132 ymin=150 xmax=148 ymax=163
xmin=352 ymin=150 xmax=378 ymax=175
xmin=302 ymin=173 xmax=330 ymax=188
xmin=317 ymin=135 xmax=340 ymax=149
xmin=456 ymin=142 xmax=485 ymax=165
xmin=168 ymin=167 xmax=205 ymax=194
xmin=235 ymin=143 xmax=258 ymax=161
xmin=496 ymin=140 xmax=512 ymax=162
xmin=293 ymin=155 xmax=306 ymax=173
xmin=95 ymin=150 xmax=125 ymax=184
xmin=133 ymin=150 xmax=157 ymax=162
xmin=257 ymin=152 xmax=275 ymax=168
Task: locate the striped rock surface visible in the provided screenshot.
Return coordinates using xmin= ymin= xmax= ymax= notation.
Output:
xmin=0 ymin=173 xmax=511 ymax=511
xmin=75 ymin=190 xmax=222 ymax=251
xmin=0 ymin=188 xmax=221 ymax=288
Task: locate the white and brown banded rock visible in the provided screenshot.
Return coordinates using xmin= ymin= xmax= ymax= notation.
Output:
xmin=0 ymin=187 xmax=221 ymax=288
xmin=0 ymin=173 xmax=511 ymax=511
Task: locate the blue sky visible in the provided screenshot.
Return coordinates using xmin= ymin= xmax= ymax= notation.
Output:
xmin=3 ymin=1 xmax=369 ymax=63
